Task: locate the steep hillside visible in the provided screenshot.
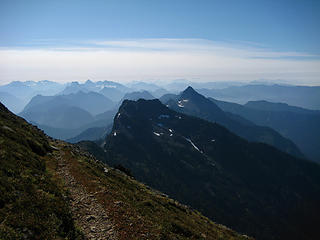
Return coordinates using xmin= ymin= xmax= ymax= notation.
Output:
xmin=164 ymin=87 xmax=303 ymax=159
xmin=0 ymin=102 xmax=250 ymax=240
xmin=91 ymin=99 xmax=320 ymax=240
xmin=0 ymin=103 xmax=82 ymax=239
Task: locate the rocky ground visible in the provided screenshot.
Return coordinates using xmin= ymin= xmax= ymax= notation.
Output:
xmin=53 ymin=145 xmax=118 ymax=240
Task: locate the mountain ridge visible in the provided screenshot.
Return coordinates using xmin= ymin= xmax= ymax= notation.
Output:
xmin=164 ymin=86 xmax=304 ymax=159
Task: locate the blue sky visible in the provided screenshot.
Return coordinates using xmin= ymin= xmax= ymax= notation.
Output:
xmin=0 ymin=0 xmax=320 ymax=84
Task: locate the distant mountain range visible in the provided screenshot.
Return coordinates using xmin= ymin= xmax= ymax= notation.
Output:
xmin=0 ymin=80 xmax=65 ymax=113
xmin=211 ymin=98 xmax=320 ymax=162
xmin=2 ymin=80 xmax=320 ymax=152
xmin=1 ymin=80 xmax=320 ymax=113
xmin=197 ymin=84 xmax=320 ymax=110
xmin=81 ymin=98 xmax=320 ymax=240
xmin=59 ymin=80 xmax=131 ymax=97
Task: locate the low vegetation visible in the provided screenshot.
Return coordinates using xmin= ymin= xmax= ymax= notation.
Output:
xmin=0 ymin=103 xmax=83 ymax=239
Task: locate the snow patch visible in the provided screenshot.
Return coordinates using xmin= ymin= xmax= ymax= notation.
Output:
xmin=103 ymin=85 xmax=116 ymax=88
xmin=177 ymin=100 xmax=184 ymax=107
xmin=169 ymin=129 xmax=173 ymax=133
xmin=153 ymin=132 xmax=161 ymax=137
xmin=113 ymin=131 xmax=117 ymax=136
xmin=185 ymin=138 xmax=203 ymax=153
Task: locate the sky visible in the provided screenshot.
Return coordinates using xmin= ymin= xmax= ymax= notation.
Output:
xmin=0 ymin=0 xmax=320 ymax=85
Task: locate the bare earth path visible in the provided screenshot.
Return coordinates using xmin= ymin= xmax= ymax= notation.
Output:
xmin=53 ymin=148 xmax=118 ymax=240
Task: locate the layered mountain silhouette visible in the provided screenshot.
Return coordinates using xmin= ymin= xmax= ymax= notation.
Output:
xmin=245 ymin=100 xmax=320 ymax=114
xmin=22 ymin=91 xmax=115 ymax=116
xmin=212 ymin=98 xmax=320 ymax=162
xmin=19 ymin=91 xmax=116 ymax=139
xmin=22 ymin=105 xmax=94 ymax=129
xmin=0 ymin=80 xmax=65 ymax=113
xmin=197 ymin=84 xmax=320 ymax=110
xmin=162 ymin=87 xmax=303 ymax=159
xmin=89 ymin=98 xmax=320 ymax=240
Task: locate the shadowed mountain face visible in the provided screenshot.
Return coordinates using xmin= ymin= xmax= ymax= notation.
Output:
xmin=211 ymin=98 xmax=320 ymax=162
xmin=97 ymin=98 xmax=320 ymax=240
xmin=164 ymin=87 xmax=304 ymax=159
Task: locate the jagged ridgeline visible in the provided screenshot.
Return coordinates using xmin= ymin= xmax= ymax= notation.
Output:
xmin=89 ymin=98 xmax=320 ymax=240
xmin=0 ymin=101 xmax=251 ymax=240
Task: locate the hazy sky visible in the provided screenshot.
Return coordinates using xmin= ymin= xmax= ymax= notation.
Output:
xmin=0 ymin=0 xmax=319 ymax=85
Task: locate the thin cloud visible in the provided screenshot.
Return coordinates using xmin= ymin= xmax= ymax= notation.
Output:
xmin=89 ymin=39 xmax=318 ymax=59
xmin=0 ymin=39 xmax=319 ymax=85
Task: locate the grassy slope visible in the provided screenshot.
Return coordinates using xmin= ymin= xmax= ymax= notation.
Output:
xmin=0 ymin=102 xmax=251 ymax=240
xmin=0 ymin=104 xmax=83 ymax=239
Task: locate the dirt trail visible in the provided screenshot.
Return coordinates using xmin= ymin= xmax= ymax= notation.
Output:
xmin=54 ymin=148 xmax=118 ymax=240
